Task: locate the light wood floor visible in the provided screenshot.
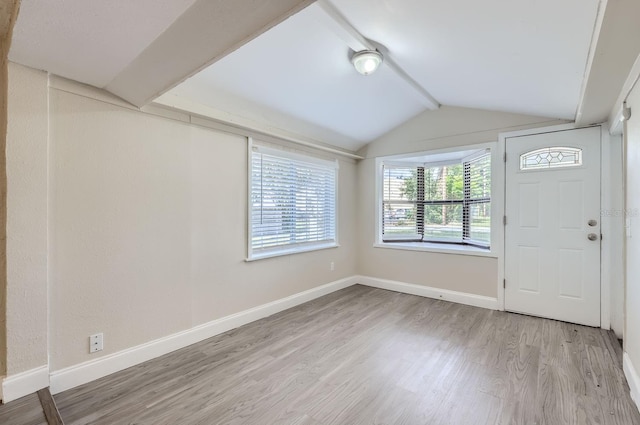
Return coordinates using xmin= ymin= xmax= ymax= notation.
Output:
xmin=40 ymin=285 xmax=640 ymax=424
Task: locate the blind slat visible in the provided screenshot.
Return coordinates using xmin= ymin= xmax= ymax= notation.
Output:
xmin=251 ymin=149 xmax=337 ymax=254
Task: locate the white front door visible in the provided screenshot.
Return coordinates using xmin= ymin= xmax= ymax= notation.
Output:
xmin=504 ymin=126 xmax=601 ymax=327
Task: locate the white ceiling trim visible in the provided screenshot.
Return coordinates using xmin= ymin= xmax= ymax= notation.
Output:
xmin=316 ymin=0 xmax=439 ymax=110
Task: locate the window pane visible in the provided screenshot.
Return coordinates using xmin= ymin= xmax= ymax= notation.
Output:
xmin=468 ymin=202 xmax=491 ymax=245
xmin=468 ymin=154 xmax=491 ymax=199
xmin=520 ymin=147 xmax=582 ymax=170
xmin=383 ymin=203 xmax=418 ymax=238
xmin=251 ymin=149 xmax=336 ymax=256
xmin=383 ymin=166 xmax=416 ymax=201
xmin=380 ymin=147 xmax=491 ymax=249
xmin=424 ymin=164 xmax=464 ymax=201
xmin=424 ymin=203 xmax=463 ymax=241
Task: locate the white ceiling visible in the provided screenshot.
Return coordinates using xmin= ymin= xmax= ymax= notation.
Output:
xmin=11 ymin=0 xmax=627 ymax=153
xmin=10 ymin=0 xmax=198 ymax=87
xmin=333 ymin=0 xmax=600 ymax=118
xmin=162 ymin=0 xmax=601 ymax=150
xmin=9 ymin=0 xmax=313 ymax=106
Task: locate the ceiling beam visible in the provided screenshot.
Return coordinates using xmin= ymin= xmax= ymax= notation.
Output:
xmin=608 ymin=52 xmax=640 ymax=134
xmin=575 ymin=0 xmax=640 ymax=125
xmin=106 ymin=0 xmax=316 ymax=107
xmin=574 ymin=0 xmax=608 ymax=124
xmin=316 ymin=0 xmax=440 ymax=110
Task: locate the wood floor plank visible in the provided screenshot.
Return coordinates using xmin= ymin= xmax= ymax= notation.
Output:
xmin=45 ymin=285 xmax=640 ymax=425
xmin=601 ymin=329 xmax=625 ymax=368
xmin=0 ymin=393 xmax=48 ymax=425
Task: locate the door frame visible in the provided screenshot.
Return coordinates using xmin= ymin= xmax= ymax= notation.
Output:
xmin=498 ymin=122 xmax=611 ymax=330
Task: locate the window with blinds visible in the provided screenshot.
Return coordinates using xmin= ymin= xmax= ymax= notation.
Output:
xmin=249 ymin=145 xmax=338 ymax=260
xmin=381 ymin=149 xmax=491 ymax=248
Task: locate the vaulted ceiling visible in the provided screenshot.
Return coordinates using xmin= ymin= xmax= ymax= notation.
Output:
xmin=9 ymin=0 xmax=314 ymax=105
xmin=10 ymin=0 xmax=198 ymax=87
xmin=9 ymin=0 xmax=640 ymax=152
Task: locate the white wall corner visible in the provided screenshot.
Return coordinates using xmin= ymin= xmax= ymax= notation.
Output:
xmin=1 ymin=365 xmax=50 ymax=403
xmin=624 ymin=352 xmax=640 ymax=410
xmin=355 ymin=275 xmax=499 ymax=310
xmin=49 ymin=276 xmax=358 ymax=394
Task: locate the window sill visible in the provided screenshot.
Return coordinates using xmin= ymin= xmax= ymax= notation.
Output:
xmin=373 ymin=242 xmax=496 ymax=258
xmin=246 ymin=242 xmax=339 ymax=262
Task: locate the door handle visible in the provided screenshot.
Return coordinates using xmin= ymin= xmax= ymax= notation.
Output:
xmin=588 ymin=233 xmax=598 ymax=241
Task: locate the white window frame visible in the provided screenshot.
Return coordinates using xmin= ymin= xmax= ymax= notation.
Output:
xmin=247 ymin=138 xmax=339 ymax=261
xmin=374 ymin=142 xmax=499 ymax=258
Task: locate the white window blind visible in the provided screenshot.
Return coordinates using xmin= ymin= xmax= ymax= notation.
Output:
xmin=381 ymin=166 xmax=422 ymax=241
xmin=464 ymin=152 xmax=491 ymax=246
xmin=249 ymin=145 xmax=338 ymax=260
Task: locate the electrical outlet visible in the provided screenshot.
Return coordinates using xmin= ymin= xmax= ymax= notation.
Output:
xmin=90 ymin=333 xmax=103 ymax=353
xmin=330 ymin=261 xmax=335 ymax=271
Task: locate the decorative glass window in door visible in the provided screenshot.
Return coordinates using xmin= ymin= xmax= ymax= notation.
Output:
xmin=519 ymin=147 xmax=582 ymax=170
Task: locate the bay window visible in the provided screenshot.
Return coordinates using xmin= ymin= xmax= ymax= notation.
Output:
xmin=380 ymin=148 xmax=491 ymax=249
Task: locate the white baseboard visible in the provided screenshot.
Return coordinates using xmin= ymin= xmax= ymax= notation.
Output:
xmin=49 ymin=276 xmax=357 ymax=394
xmin=47 ymin=274 xmax=498 ymax=395
xmin=624 ymin=352 xmax=640 ymax=410
xmin=1 ymin=365 xmax=49 ymax=403
xmin=356 ymin=275 xmax=499 ymax=310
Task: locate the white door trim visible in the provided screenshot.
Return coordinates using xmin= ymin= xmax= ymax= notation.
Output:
xmin=498 ymin=123 xmax=610 ymax=329
xmin=600 ymin=124 xmax=613 ymax=331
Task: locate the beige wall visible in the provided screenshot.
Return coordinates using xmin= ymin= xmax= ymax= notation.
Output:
xmin=7 ymin=63 xmax=356 ymax=373
xmin=49 ymin=85 xmax=357 ymax=371
xmin=6 ymin=63 xmax=48 ymax=375
xmin=356 ymin=106 xmax=566 ymax=298
xmin=625 ymin=81 xmax=640 ymax=375
xmin=357 ymin=106 xmax=566 ymax=159
xmin=6 ymin=62 xmax=618 ymax=386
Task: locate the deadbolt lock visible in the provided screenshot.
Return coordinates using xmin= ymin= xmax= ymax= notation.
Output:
xmin=588 ymin=219 xmax=598 ymax=227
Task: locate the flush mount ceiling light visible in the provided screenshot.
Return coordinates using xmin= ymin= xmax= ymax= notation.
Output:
xmin=351 ymin=50 xmax=383 ymax=76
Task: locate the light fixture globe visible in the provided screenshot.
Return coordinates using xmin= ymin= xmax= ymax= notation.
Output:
xmin=351 ymin=50 xmax=383 ymax=75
